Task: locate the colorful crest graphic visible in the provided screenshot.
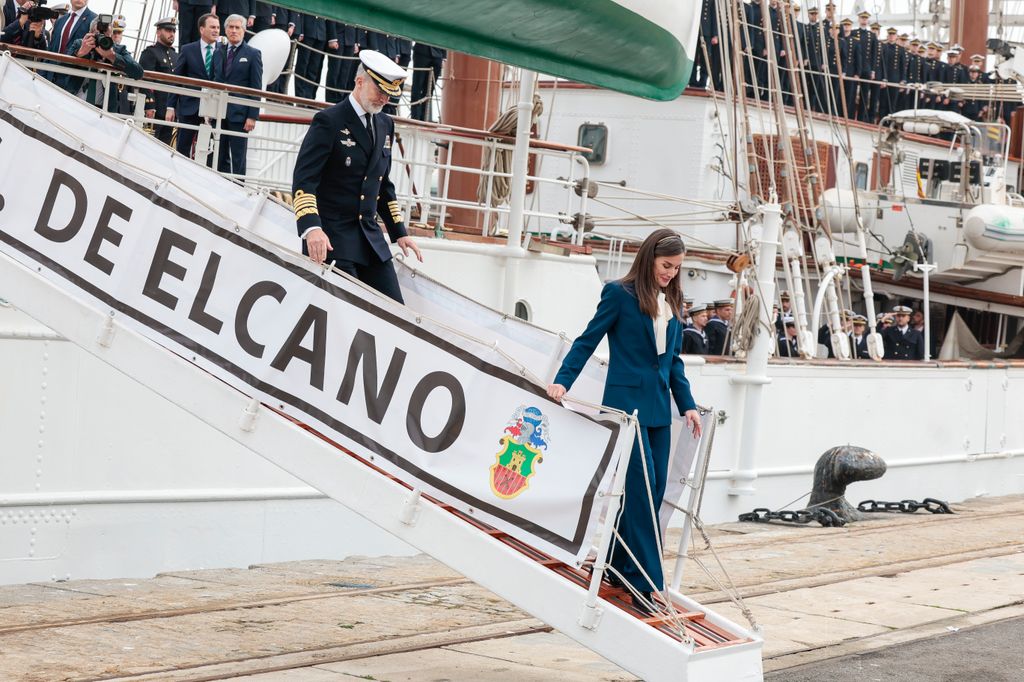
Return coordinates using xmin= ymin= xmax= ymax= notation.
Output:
xmin=490 ymin=406 xmax=550 ymax=500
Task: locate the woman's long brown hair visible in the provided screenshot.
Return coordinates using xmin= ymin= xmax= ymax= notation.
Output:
xmin=621 ymin=229 xmax=685 ymax=320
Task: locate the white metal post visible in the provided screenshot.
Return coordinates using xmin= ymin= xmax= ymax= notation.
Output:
xmin=505 ymin=69 xmax=536 ymax=253
xmin=579 ymin=412 xmax=638 ymax=630
xmin=857 ymin=226 xmax=884 ymax=359
xmin=670 ymin=414 xmax=716 ymax=591
xmin=727 ymin=202 xmax=782 ymax=496
xmin=914 ymin=262 xmax=937 ymax=361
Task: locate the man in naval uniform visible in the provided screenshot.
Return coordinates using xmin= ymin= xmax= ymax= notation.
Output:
xmin=849 ymin=314 xmax=870 ymax=359
xmin=292 ymin=50 xmax=422 ymax=303
xmin=882 ymin=305 xmax=924 ymax=360
xmin=706 ymin=298 xmax=733 ymax=356
xmin=681 ymin=304 xmax=710 ymax=355
xmin=777 ymin=317 xmax=799 ymax=357
xmin=139 ymin=16 xmax=179 ymax=146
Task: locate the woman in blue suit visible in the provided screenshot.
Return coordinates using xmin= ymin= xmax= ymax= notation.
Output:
xmin=547 ymin=229 xmax=701 ymax=613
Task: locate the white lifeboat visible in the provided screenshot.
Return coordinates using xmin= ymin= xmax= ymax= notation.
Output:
xmin=963 ymin=204 xmax=1024 ymax=254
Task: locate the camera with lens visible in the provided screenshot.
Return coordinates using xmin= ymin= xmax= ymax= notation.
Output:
xmin=24 ymin=0 xmax=63 ymax=23
xmin=90 ymin=14 xmax=115 ymax=50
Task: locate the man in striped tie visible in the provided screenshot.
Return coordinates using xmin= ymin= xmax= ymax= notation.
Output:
xmin=166 ymin=12 xmax=222 ymax=164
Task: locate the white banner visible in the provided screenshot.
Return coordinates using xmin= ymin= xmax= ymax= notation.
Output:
xmin=0 ymin=97 xmax=630 ymax=565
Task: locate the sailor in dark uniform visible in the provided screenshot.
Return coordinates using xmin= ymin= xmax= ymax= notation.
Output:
xmin=139 ymin=17 xmax=179 ymax=145
xmin=879 ymin=28 xmax=905 ymax=119
xmin=849 ymin=314 xmax=871 ymax=359
xmin=963 ymin=65 xmax=984 ymax=120
xmin=292 ymin=50 xmax=423 ymax=303
xmin=777 ymin=317 xmax=799 ymax=357
xmin=682 ymin=295 xmax=694 ymax=328
xmin=774 ymin=290 xmax=791 ymax=336
xmin=681 ymin=304 xmax=710 ymax=355
xmin=838 ymin=18 xmax=863 ymax=119
xmin=705 ymin=298 xmax=733 ymax=356
xmin=882 ymin=305 xmax=925 ymax=360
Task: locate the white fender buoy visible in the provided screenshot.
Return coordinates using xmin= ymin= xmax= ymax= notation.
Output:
xmin=963 ymin=204 xmax=1024 ymax=254
xmin=821 ymin=188 xmax=874 ymax=234
xmin=248 ymin=28 xmax=291 ymax=88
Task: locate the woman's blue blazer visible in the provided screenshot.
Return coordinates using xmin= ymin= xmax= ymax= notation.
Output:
xmin=554 ymin=281 xmax=697 ymax=427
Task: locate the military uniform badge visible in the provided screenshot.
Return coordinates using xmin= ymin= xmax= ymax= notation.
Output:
xmin=383 ymin=134 xmax=392 ymax=150
xmin=490 ymin=406 xmax=549 ymax=500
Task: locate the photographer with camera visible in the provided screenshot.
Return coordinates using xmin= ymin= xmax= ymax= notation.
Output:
xmin=1 ymin=1 xmax=54 ymax=49
xmin=63 ymin=14 xmax=143 ymax=109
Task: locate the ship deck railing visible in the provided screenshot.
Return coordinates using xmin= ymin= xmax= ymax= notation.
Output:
xmin=3 ymin=44 xmax=596 ymax=245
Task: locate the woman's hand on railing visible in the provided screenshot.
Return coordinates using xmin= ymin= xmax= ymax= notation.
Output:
xmin=684 ymin=409 xmax=702 ymax=439
xmin=546 ymin=384 xmax=567 ymax=403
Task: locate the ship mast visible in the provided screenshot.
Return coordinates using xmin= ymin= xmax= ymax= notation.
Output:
xmin=949 ymin=0 xmax=988 ymax=59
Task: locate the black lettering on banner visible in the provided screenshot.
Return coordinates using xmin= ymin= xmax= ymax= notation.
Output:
xmin=84 ymin=196 xmax=130 ymax=276
xmin=406 ymin=371 xmax=466 ymax=453
xmin=336 ymin=329 xmax=407 ymax=424
xmin=34 ymin=169 xmax=87 ymax=243
xmin=235 ymin=280 xmax=287 ymax=358
xmin=142 ymin=228 xmax=196 ymax=311
xmin=187 ymin=252 xmax=224 ymax=334
xmin=270 ymin=304 xmax=328 ymax=391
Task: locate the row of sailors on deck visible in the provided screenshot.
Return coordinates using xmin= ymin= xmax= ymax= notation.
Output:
xmin=691 ymin=1 xmax=1019 ymax=125
xmin=681 ymin=294 xmax=929 ymax=361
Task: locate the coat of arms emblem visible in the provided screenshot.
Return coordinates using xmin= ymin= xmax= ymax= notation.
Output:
xmin=490 ymin=406 xmax=549 ymax=500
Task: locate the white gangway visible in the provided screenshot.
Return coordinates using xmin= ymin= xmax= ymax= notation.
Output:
xmin=0 ymin=55 xmax=762 ymax=681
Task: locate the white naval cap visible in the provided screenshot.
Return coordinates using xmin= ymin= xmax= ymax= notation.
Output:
xmin=359 ymin=49 xmax=408 ymax=97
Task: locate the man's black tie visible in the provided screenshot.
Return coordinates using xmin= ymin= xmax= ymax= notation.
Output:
xmin=365 ymin=113 xmax=375 ymax=147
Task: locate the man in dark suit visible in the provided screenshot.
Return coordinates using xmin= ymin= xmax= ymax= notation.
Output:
xmin=214 ymin=0 xmax=252 ymax=30
xmin=292 ymin=50 xmax=422 ymax=303
xmin=177 ymin=0 xmax=212 ymax=47
xmin=1 ymin=0 xmax=16 ymax=29
xmin=50 ymin=0 xmax=94 ymax=55
xmin=326 ymin=22 xmax=362 ymax=103
xmin=293 ymin=12 xmax=327 ymax=99
xmin=250 ymin=1 xmax=274 ymax=32
xmin=266 ymin=7 xmax=298 ymax=93
xmin=217 ymin=13 xmax=262 ymax=175
xmin=167 ymin=12 xmax=223 ymax=164
xmin=689 ymin=0 xmax=718 ymax=90
xmin=139 ymin=16 xmax=179 ymax=145
xmin=882 ymin=305 xmax=925 ymax=360
xmin=410 ymin=41 xmax=445 ymax=121
xmin=705 ymin=298 xmax=733 ymax=356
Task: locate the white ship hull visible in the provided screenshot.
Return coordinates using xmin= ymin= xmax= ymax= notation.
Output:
xmin=4 ymin=263 xmax=1023 ymax=585
xmin=1 ymin=56 xmax=1022 ymax=588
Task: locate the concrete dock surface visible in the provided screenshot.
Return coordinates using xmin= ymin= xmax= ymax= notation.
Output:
xmin=0 ymin=494 xmax=1021 ymax=681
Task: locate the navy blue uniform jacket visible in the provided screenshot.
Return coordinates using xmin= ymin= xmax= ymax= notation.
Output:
xmin=292 ymin=98 xmax=407 ymax=264
xmin=554 ymin=281 xmax=697 ymax=428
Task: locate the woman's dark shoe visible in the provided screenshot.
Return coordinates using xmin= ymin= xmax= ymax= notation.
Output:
xmin=632 ymin=591 xmax=658 ymax=617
